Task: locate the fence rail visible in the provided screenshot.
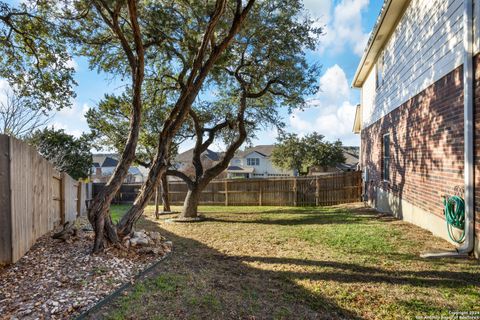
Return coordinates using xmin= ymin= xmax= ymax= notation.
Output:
xmin=94 ymin=171 xmax=362 ymax=207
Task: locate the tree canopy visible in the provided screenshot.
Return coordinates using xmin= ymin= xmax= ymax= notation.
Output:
xmin=0 ymin=1 xmax=76 ymax=110
xmin=29 ymin=128 xmax=93 ymax=180
xmin=271 ymin=132 xmax=346 ymax=175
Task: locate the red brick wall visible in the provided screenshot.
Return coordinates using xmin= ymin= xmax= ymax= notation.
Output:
xmin=361 ymin=65 xmax=465 ymax=221
xmin=362 ymin=53 xmax=480 ymax=247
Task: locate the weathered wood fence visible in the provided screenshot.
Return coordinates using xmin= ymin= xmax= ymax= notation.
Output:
xmin=0 ymin=135 xmax=91 ymax=264
xmin=94 ymin=171 xmax=362 ymax=207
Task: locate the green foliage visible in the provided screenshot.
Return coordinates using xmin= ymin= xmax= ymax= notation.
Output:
xmin=85 ymin=91 xmax=184 ymax=167
xmin=271 ymin=132 xmax=346 ymax=175
xmin=71 ymin=0 xmax=321 ymax=158
xmin=28 ymin=127 xmax=93 ymax=180
xmin=185 ymin=0 xmax=322 ymax=153
xmin=0 ymin=1 xmax=76 ymax=110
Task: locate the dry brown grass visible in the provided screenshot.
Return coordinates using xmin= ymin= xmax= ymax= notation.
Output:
xmin=91 ymin=204 xmax=480 ymax=320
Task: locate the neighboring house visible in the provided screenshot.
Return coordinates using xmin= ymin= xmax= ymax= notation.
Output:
xmin=308 ymin=147 xmax=359 ymax=176
xmin=172 ymin=148 xmax=225 ymax=180
xmin=91 ymin=154 xmax=144 ymax=183
xmin=353 ymin=0 xmax=480 ymax=257
xmin=227 ymin=145 xmax=295 ymax=178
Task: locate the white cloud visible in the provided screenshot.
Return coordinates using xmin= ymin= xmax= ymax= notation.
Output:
xmin=302 ymin=0 xmax=331 ymax=20
xmin=57 ymin=101 xmax=90 ymax=122
xmin=0 ymin=79 xmax=10 ymax=106
xmin=51 ymin=101 xmax=91 ymax=137
xmin=51 ymin=121 xmax=83 ymax=138
xmin=288 ymin=65 xmax=359 ymax=146
xmin=66 ymin=57 xmax=79 ymax=71
xmin=303 ymin=0 xmax=370 ymax=56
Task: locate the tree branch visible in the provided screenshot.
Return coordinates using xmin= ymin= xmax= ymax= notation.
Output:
xmin=166 ymin=169 xmax=194 ymax=188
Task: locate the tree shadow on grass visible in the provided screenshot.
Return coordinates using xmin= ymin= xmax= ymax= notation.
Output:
xmin=203 ymin=209 xmax=378 ymax=226
xmin=236 ymin=256 xmax=480 ymax=289
xmin=86 ymin=220 xmax=362 ymax=320
xmin=86 ymin=214 xmax=480 ymax=320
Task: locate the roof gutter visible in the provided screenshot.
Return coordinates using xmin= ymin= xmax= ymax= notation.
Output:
xmin=352 ymin=0 xmax=393 ymax=88
xmin=352 ymin=0 xmax=411 ymax=88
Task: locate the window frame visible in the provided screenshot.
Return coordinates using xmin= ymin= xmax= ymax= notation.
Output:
xmin=247 ymin=158 xmax=260 ymax=166
xmin=382 ymin=133 xmax=390 ymax=182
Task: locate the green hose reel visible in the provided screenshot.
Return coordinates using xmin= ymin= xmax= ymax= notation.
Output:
xmin=443 ymin=195 xmax=466 ymax=243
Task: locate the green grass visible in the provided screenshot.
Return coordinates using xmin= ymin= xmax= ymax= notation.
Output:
xmin=92 ymin=204 xmax=480 ymax=320
xmin=109 ymin=204 xmax=131 ymax=223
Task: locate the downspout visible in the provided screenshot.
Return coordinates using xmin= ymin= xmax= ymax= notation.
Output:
xmin=458 ymin=0 xmax=475 ymax=254
xmin=422 ymin=0 xmax=475 ymax=258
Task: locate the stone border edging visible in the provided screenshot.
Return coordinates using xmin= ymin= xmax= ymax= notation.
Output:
xmin=75 ymin=249 xmax=172 ymax=320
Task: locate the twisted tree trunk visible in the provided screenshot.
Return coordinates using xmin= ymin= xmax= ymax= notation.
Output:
xmin=181 ymin=186 xmax=201 ymax=218
xmin=87 ymin=0 xmax=145 ymax=253
xmin=161 ymin=173 xmax=171 ymax=212
xmin=115 ymin=0 xmax=255 ymax=234
xmin=177 ymin=91 xmax=248 ymax=219
xmin=154 ymin=173 xmax=170 ymax=219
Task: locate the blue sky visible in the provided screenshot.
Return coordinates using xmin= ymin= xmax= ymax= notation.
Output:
xmin=4 ymin=0 xmax=384 ymax=153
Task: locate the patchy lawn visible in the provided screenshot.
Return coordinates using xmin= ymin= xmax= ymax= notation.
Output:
xmin=90 ymin=204 xmax=480 ymax=320
xmin=110 ymin=204 xmax=132 ymax=223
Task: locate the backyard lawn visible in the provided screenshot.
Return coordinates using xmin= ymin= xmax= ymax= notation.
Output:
xmin=92 ymin=204 xmax=480 ymax=320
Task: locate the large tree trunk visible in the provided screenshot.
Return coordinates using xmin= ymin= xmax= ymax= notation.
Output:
xmin=154 ymin=186 xmax=160 ymax=219
xmin=88 ymin=0 xmax=145 ymax=253
xmin=116 ymin=0 xmax=255 ymax=234
xmin=160 ymin=173 xmax=171 ymax=212
xmin=179 ymin=186 xmax=200 ymax=219
xmin=88 ymin=119 xmax=140 ymax=251
xmin=116 ymin=143 xmax=169 ymax=236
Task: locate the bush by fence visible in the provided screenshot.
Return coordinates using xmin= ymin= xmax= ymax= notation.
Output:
xmin=0 ymin=135 xmax=91 ymax=264
xmin=93 ymin=171 xmax=362 ymax=207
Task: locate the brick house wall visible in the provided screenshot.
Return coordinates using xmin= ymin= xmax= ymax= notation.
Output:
xmin=361 ymin=63 xmax=467 ymax=231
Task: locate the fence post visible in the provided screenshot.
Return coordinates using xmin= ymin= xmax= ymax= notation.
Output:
xmin=76 ymin=182 xmax=81 ymax=218
xmin=315 ymin=177 xmax=320 ymax=206
xmin=293 ymin=178 xmax=298 ymax=206
xmin=60 ymin=173 xmax=66 ymax=224
xmin=224 ymin=180 xmax=229 ymax=206
xmin=0 ymin=135 xmax=12 ymax=264
xmin=259 ymin=182 xmax=263 ymax=206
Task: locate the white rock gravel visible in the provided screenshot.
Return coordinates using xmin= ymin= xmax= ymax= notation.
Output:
xmin=0 ymin=219 xmax=172 ymax=320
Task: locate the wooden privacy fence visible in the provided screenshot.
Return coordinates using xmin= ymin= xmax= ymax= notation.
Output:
xmin=94 ymin=171 xmax=362 ymax=207
xmin=0 ymin=135 xmax=91 ymax=264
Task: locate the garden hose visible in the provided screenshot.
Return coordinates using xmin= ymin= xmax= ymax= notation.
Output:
xmin=443 ymin=195 xmax=466 ymax=243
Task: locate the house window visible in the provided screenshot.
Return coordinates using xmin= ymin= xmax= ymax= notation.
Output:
xmin=383 ymin=133 xmax=390 ymax=181
xmin=376 ymin=52 xmax=384 ymax=89
xmin=247 ymin=158 xmax=260 ymax=166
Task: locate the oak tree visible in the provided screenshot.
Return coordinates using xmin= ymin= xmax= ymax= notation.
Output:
xmin=167 ymin=0 xmax=321 ymax=218
xmin=271 ymin=132 xmax=346 ymax=175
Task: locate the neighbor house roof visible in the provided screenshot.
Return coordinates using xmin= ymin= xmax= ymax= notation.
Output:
xmin=342 ymin=149 xmax=359 ymax=167
xmin=102 ymin=156 xmax=119 ymax=167
xmin=352 ymin=0 xmax=411 ymax=88
xmin=175 ymin=148 xmax=220 ymax=164
xmin=100 ymin=167 xmax=143 ymax=176
xmin=236 ymin=145 xmax=275 ymax=158
xmin=227 ymin=166 xmax=255 ymax=173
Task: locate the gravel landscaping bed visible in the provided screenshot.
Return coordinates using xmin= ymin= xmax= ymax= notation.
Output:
xmin=0 ymin=218 xmax=172 ymax=320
